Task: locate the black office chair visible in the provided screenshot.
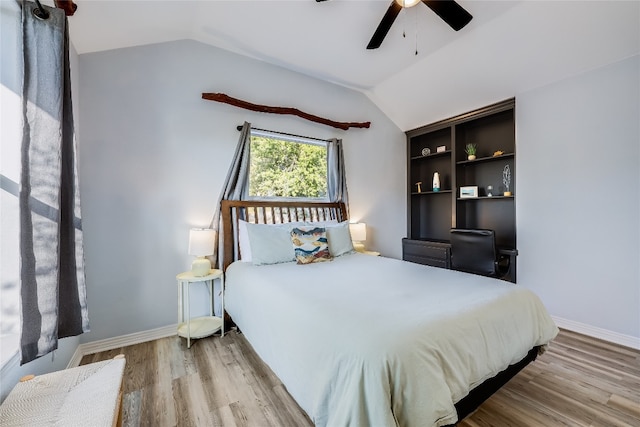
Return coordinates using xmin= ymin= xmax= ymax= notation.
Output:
xmin=450 ymin=229 xmax=510 ymax=279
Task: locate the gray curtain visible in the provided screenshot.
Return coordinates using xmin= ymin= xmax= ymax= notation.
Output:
xmin=209 ymin=121 xmax=252 ymax=267
xmin=20 ymin=1 xmax=89 ymax=365
xmin=217 ymin=122 xmax=252 ymax=203
xmin=327 ymin=138 xmax=349 ymax=214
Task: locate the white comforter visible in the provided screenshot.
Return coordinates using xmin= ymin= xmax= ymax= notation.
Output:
xmin=225 ymin=253 xmax=558 ymax=427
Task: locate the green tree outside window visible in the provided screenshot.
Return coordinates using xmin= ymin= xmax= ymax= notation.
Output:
xmin=249 ymin=136 xmax=327 ymax=199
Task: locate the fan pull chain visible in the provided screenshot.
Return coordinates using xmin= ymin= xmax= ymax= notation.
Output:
xmin=402 ymin=0 xmax=407 ymax=38
xmin=415 ymin=4 xmax=419 ymax=55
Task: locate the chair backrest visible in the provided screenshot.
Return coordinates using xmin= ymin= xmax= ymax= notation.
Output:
xmin=450 ymin=229 xmax=498 ymax=277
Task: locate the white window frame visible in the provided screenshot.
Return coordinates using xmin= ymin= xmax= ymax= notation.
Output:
xmin=247 ymin=129 xmax=329 ymax=202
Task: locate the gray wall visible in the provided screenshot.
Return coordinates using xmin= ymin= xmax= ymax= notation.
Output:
xmin=77 ymin=40 xmax=406 ymax=342
xmin=516 ymin=55 xmax=640 ymax=338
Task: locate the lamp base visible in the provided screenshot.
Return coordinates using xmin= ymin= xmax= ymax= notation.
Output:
xmin=191 ymin=257 xmax=211 ymax=276
xmin=353 ymin=242 xmax=365 ymax=253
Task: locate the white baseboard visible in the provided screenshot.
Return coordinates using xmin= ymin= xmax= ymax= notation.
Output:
xmin=67 ymin=324 xmax=178 ymax=368
xmin=552 ymin=316 xmax=640 ymax=350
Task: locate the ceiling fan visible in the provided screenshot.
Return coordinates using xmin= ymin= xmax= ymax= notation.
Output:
xmin=316 ymin=0 xmax=473 ymax=50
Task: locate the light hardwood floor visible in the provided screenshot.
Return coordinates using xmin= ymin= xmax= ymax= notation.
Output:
xmin=80 ymin=329 xmax=640 ymax=426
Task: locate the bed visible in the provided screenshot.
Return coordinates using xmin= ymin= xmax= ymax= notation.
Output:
xmin=220 ymin=200 xmax=558 ymax=427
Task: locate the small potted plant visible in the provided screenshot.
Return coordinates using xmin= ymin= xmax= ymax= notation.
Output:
xmin=465 ymin=143 xmax=477 ymax=160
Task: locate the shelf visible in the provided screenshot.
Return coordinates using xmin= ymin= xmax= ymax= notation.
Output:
xmin=456 ymin=195 xmax=514 ymax=200
xmin=412 ymin=190 xmax=452 ymax=196
xmin=457 ymin=153 xmax=514 ymax=165
xmin=410 ymin=150 xmax=452 ymax=161
xmin=406 ymin=98 xmax=516 ymax=266
xmin=178 ymin=316 xmax=222 ymax=339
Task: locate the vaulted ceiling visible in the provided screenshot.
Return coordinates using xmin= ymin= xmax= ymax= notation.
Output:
xmin=66 ymin=0 xmax=639 ymax=131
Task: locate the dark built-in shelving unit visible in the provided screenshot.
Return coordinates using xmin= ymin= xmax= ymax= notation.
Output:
xmin=403 ymin=98 xmax=517 ymax=282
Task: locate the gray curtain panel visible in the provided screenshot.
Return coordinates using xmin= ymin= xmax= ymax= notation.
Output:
xmin=20 ymin=1 xmax=89 ymax=365
xmin=327 ymin=138 xmax=349 ymax=215
xmin=217 ymin=121 xmax=252 ymax=203
xmin=209 ymin=121 xmax=252 ymax=267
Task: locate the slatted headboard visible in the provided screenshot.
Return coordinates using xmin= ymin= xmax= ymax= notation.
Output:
xmin=220 ymin=200 xmax=348 ymax=271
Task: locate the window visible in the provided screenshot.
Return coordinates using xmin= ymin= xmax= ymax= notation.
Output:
xmin=1 ymin=0 xmax=23 ymax=367
xmin=248 ymin=130 xmax=328 ymax=200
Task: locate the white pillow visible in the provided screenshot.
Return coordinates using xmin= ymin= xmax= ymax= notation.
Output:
xmin=243 ymin=221 xmax=306 ymax=265
xmin=305 ymin=219 xmax=339 ymax=227
xmin=324 ymin=220 xmax=355 ymax=257
xmin=238 ymin=219 xmax=252 ymax=262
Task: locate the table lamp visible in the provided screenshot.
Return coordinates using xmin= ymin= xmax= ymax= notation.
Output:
xmin=349 ymin=222 xmax=367 ymax=253
xmin=188 ymin=228 xmax=216 ymax=276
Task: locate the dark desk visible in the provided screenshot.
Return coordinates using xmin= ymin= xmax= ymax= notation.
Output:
xmin=402 ymin=238 xmax=518 ymax=283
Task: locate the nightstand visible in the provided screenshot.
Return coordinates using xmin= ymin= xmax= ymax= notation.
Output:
xmin=176 ymin=269 xmax=224 ymax=348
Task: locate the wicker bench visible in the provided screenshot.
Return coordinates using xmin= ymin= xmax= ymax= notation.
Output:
xmin=0 ymin=355 xmax=126 ymax=427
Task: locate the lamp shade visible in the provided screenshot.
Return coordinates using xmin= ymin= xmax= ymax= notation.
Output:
xmin=188 ymin=228 xmax=216 ymax=257
xmin=349 ymin=222 xmax=367 ymax=242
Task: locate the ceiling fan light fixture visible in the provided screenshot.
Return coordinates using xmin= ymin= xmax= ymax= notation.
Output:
xmin=394 ymin=0 xmax=421 ymax=8
xmin=368 ymin=0 xmax=472 ymax=50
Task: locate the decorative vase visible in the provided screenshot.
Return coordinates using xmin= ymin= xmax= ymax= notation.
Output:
xmin=467 ymin=154 xmax=476 ymax=161
xmin=432 ymin=172 xmax=440 ymax=192
xmin=502 ymin=165 xmax=511 ymax=197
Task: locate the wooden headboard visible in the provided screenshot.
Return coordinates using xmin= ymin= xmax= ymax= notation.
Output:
xmin=220 ymin=200 xmax=348 ymax=271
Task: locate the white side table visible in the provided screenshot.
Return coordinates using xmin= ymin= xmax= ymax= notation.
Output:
xmin=176 ymin=269 xmax=224 ymax=348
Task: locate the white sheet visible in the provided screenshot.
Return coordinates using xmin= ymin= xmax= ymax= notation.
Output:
xmin=225 ymin=253 xmax=558 ymax=427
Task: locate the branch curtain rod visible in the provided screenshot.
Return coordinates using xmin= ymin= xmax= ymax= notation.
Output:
xmin=236 ymin=125 xmax=333 ymax=143
xmin=204 ymin=93 xmax=370 ymax=130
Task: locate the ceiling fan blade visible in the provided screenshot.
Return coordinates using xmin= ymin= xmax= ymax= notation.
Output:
xmin=367 ymin=1 xmax=402 ymax=50
xmin=422 ymin=0 xmax=472 ymax=31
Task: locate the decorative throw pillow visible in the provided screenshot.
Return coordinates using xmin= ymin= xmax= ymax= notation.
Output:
xmin=290 ymin=227 xmax=332 ymax=264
